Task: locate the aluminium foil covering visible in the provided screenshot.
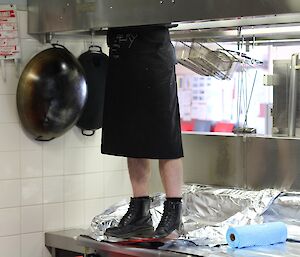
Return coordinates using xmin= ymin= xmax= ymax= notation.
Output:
xmin=86 ymin=184 xmax=300 ymax=248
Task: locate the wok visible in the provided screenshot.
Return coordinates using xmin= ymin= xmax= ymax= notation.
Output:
xmin=17 ymin=44 xmax=87 ymax=141
xmin=76 ymin=45 xmax=108 ymax=136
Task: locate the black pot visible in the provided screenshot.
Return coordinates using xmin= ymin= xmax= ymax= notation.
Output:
xmin=17 ymin=44 xmax=88 ymax=141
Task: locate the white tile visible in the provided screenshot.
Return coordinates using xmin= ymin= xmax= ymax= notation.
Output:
xmin=0 ymin=151 xmax=20 ymax=180
xmin=21 ymin=205 xmax=43 ymax=233
xmin=64 ymin=127 xmax=86 ymax=148
xmin=64 ymin=148 xmax=85 ymax=174
xmin=123 ymin=171 xmax=132 ymax=195
xmin=21 ymin=150 xmax=43 ymax=178
xmin=20 ymin=128 xmax=42 ymax=151
xmin=0 ymin=180 xmax=21 ymax=208
xmin=0 ymin=95 xmax=18 ymax=123
xmin=21 ymin=232 xmax=44 ymax=257
xmin=103 ymin=171 xmax=128 ymax=197
xmin=0 ymin=123 xmax=20 ymax=151
xmin=122 ymin=157 xmax=129 ymax=170
xmin=0 ymin=61 xmax=19 ymax=95
xmin=43 ymin=203 xmax=64 ymax=232
xmin=84 ymin=173 xmax=101 ymax=199
xmin=0 ymin=208 xmax=20 ymax=236
xmin=64 ymin=175 xmax=84 ymax=201
xmin=85 ymin=129 xmax=101 ymax=147
xmin=63 ymin=41 xmax=86 ymax=57
xmin=20 ymin=39 xmax=40 ymax=66
xmin=42 ymin=134 xmax=64 ymax=151
xmin=18 ymin=10 xmax=33 ymax=40
xmin=103 ymin=155 xmax=125 ymax=171
xmin=43 ymin=147 xmax=64 ymax=177
xmin=84 ymin=198 xmax=104 ymax=226
xmin=84 ymin=147 xmax=102 ymax=173
xmin=43 ymin=176 xmax=63 ymax=203
xmin=0 ymin=235 xmax=20 ymax=257
xmin=98 ymin=172 xmax=105 ymax=197
xmin=64 ymin=201 xmax=85 ymax=229
xmin=21 ymin=178 xmax=43 ymax=206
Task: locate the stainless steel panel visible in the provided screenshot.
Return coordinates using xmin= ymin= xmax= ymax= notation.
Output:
xmin=181 ymin=134 xmax=245 ymax=188
xmin=273 ymin=60 xmax=290 ymax=135
xmin=169 ymin=134 xmax=300 ymax=191
xmin=273 ymin=59 xmax=300 ymax=137
xmin=149 ymin=134 xmax=244 ymax=193
xmin=28 ymin=0 xmax=300 ymax=34
xmin=246 ymin=136 xmax=300 ymax=190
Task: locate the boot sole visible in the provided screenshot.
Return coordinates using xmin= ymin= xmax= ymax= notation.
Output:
xmin=105 ymin=227 xmax=154 ymax=239
xmin=153 ymin=223 xmax=184 ymax=239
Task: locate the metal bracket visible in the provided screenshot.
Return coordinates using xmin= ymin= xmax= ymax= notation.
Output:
xmin=288 ymin=53 xmax=300 ymax=137
xmin=263 ymin=74 xmax=280 ymax=86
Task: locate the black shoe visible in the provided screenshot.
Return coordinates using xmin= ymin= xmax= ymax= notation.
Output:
xmin=153 ymin=200 xmax=183 ymax=238
xmin=104 ymin=197 xmax=154 ymax=238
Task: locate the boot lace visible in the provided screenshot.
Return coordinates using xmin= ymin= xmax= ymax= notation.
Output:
xmin=119 ymin=200 xmax=137 ymax=225
xmin=158 ymin=202 xmax=176 ymax=229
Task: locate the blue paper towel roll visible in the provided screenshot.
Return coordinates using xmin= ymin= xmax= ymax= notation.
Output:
xmin=226 ymin=222 xmax=287 ymax=248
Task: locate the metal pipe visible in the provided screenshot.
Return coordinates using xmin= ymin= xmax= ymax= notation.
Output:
xmin=288 ymin=54 xmax=299 ymax=137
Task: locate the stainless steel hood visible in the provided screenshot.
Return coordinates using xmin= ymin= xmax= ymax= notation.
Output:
xmin=28 ymin=0 xmax=300 ymax=35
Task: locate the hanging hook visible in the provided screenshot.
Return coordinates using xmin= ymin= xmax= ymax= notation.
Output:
xmin=252 ymin=36 xmax=256 ymax=50
xmin=89 ymin=29 xmax=103 ymax=52
xmin=90 ymin=29 xmax=95 ymax=46
xmin=237 ymin=27 xmax=242 ymax=51
xmin=0 ymin=59 xmax=7 ymax=83
xmin=45 ymin=32 xmax=54 ymax=44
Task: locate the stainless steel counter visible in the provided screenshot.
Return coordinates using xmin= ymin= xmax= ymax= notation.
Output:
xmin=45 ymin=229 xmax=193 ymax=257
xmin=45 ymin=229 xmax=300 ymax=257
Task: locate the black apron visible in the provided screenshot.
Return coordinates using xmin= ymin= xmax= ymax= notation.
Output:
xmin=101 ymin=26 xmax=183 ymax=159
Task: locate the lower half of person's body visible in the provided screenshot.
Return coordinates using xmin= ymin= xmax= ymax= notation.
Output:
xmin=128 ymin=158 xmax=184 ymax=238
xmin=104 ymin=158 xmax=184 ymax=239
xmin=102 ymin=26 xmax=184 ymax=239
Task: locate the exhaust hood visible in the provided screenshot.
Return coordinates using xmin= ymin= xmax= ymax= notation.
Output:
xmin=28 ymin=0 xmax=300 ymax=35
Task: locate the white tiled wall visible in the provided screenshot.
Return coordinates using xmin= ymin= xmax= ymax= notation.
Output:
xmin=0 ymin=10 xmax=132 ymax=257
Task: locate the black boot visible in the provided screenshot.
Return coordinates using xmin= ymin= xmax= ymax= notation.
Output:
xmin=104 ymin=197 xmax=154 ymax=238
xmin=153 ymin=199 xmax=183 ymax=238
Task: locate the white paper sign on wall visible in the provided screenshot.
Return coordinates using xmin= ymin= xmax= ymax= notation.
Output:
xmin=0 ymin=4 xmax=20 ymax=60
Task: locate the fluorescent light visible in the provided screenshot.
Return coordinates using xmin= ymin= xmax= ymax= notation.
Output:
xmin=241 ymin=26 xmax=300 ymax=36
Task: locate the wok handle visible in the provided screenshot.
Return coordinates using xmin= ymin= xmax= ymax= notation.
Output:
xmin=51 ymin=43 xmax=68 ymax=50
xmin=89 ymin=45 xmax=103 ymax=53
xmin=35 ymin=136 xmax=55 ymax=141
xmin=81 ymin=129 xmax=95 ymax=136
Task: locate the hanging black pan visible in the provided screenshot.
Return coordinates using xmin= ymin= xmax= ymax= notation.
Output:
xmin=76 ymin=45 xmax=109 ymax=136
xmin=17 ymin=44 xmax=88 ymax=141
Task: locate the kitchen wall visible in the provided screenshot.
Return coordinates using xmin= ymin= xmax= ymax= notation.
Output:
xmin=0 ymin=10 xmax=132 ymax=257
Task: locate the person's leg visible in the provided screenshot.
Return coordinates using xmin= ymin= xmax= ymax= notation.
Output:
xmin=128 ymin=158 xmax=151 ymax=197
xmin=104 ymin=158 xmax=154 ymax=238
xmin=159 ymin=159 xmax=183 ymax=197
xmin=154 ymin=158 xmax=183 ymax=238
